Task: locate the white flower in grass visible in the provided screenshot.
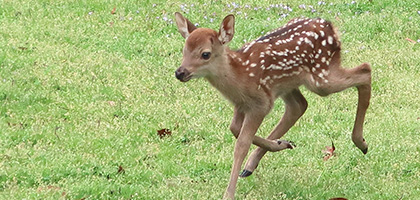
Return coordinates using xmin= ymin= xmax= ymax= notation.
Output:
xmin=231 ymin=2 xmax=239 ymax=9
xmin=279 ymin=13 xmax=288 ymax=19
xmin=299 ymin=4 xmax=306 ymax=9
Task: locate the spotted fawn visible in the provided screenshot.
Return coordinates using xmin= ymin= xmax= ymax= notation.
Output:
xmin=174 ymin=13 xmax=371 ymax=199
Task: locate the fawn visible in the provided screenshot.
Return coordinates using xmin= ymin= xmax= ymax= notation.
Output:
xmin=174 ymin=12 xmax=371 ymax=199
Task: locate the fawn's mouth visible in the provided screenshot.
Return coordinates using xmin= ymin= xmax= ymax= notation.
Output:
xmin=175 ymin=67 xmax=193 ymax=82
xmin=180 ymin=74 xmax=192 ymax=82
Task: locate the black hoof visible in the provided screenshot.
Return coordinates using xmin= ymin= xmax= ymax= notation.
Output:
xmin=277 ymin=140 xmax=295 ymax=149
xmin=361 ymin=147 xmax=368 ymax=155
xmin=239 ymin=170 xmax=253 ymax=178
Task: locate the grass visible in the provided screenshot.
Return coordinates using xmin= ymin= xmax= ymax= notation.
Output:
xmin=1 ymin=0 xmax=419 ymax=199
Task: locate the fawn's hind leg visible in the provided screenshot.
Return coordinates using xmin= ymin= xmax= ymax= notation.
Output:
xmin=307 ymin=62 xmax=372 ymax=154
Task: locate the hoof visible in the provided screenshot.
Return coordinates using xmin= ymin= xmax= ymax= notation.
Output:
xmin=239 ymin=170 xmax=253 ymax=178
xmin=361 ymin=147 xmax=368 ymax=155
xmin=360 ymin=138 xmax=368 ymax=154
xmin=277 ymin=140 xmax=295 ymax=149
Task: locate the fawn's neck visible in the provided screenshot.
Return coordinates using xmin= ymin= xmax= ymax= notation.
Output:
xmin=205 ymin=47 xmax=257 ymax=107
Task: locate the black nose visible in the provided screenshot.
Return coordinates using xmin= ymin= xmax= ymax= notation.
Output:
xmin=175 ymin=69 xmax=185 ymax=80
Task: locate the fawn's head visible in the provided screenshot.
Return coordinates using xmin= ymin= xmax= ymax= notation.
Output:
xmin=174 ymin=12 xmax=235 ymax=82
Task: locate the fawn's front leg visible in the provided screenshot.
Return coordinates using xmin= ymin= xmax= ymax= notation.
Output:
xmin=229 ymin=107 xmax=245 ymax=138
xmin=224 ymin=110 xmax=266 ymax=199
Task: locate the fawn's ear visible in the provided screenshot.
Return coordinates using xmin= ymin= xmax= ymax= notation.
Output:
xmin=218 ymin=15 xmax=235 ymax=45
xmin=174 ymin=12 xmax=197 ymax=39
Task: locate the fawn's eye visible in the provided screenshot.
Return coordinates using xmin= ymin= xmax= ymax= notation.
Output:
xmin=201 ymin=52 xmax=211 ymax=60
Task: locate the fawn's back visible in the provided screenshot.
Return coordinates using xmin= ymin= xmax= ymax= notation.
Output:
xmin=232 ymin=18 xmax=341 ymax=96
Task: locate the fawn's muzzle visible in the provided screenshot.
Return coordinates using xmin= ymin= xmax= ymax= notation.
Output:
xmin=175 ymin=67 xmax=192 ymax=82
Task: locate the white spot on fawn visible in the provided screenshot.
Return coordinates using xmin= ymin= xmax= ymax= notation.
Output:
xmin=260 ymin=76 xmax=271 ymax=85
xmin=314 ymin=33 xmax=319 ymax=40
xmin=328 ymin=36 xmax=333 ymax=45
xmin=321 ymin=69 xmax=329 ymax=76
xmin=268 ymin=64 xmax=283 ymax=70
xmin=304 ymin=38 xmax=314 ymax=48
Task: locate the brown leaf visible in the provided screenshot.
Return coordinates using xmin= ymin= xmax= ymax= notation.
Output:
xmin=111 ymin=7 xmax=116 ymax=15
xmin=117 ymin=165 xmax=125 ymax=174
xmin=405 ymin=38 xmax=417 ymax=44
xmin=107 ymin=101 xmax=116 ymax=106
xmin=157 ymin=128 xmax=172 ymax=138
xmin=322 ymin=141 xmax=336 ymax=161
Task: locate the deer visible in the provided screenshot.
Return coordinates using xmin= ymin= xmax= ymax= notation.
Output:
xmin=174 ymin=12 xmax=371 ymax=199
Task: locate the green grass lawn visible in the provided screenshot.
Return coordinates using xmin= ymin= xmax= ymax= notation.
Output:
xmin=1 ymin=0 xmax=419 ymax=199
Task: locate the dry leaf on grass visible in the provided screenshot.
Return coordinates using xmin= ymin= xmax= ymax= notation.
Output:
xmin=117 ymin=165 xmax=125 ymax=174
xmin=157 ymin=128 xmax=172 ymax=138
xmin=107 ymin=101 xmax=116 ymax=106
xmin=322 ymin=141 xmax=336 ymax=161
xmin=405 ymin=38 xmax=417 ymax=44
